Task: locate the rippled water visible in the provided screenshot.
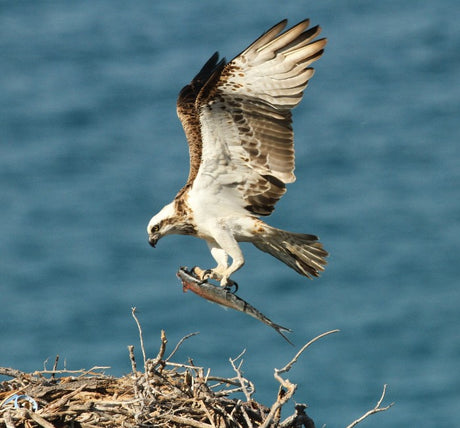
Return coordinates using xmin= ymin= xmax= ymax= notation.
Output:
xmin=1 ymin=1 xmax=459 ymax=426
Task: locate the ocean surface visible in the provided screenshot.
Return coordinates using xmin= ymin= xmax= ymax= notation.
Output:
xmin=1 ymin=1 xmax=459 ymax=426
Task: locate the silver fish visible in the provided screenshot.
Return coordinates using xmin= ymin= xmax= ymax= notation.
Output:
xmin=177 ymin=267 xmax=293 ymax=345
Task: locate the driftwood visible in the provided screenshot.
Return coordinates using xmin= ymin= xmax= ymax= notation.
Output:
xmin=0 ymin=309 xmax=392 ymax=427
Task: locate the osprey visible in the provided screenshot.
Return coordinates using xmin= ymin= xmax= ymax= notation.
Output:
xmin=148 ymin=19 xmax=328 ymax=287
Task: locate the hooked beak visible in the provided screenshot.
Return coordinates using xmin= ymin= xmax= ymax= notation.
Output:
xmin=148 ymin=234 xmax=159 ymax=248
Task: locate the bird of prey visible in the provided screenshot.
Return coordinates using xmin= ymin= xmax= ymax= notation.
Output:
xmin=147 ymin=19 xmax=328 ymax=287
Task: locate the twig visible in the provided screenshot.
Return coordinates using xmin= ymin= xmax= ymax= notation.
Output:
xmin=345 ymin=384 xmax=394 ymax=428
xmin=51 ymin=355 xmax=59 ymax=380
xmin=165 ymin=331 xmax=200 ymax=362
xmin=260 ymin=330 xmax=340 ymax=428
xmin=149 ymin=330 xmax=168 ymax=369
xmin=131 ymin=307 xmax=147 ymax=371
xmin=212 ymin=400 xmax=244 ymax=428
xmin=44 ymin=384 xmax=85 ymax=412
xmin=159 ymin=413 xmax=214 ymax=427
xmin=207 ymin=376 xmax=242 ymax=387
xmin=164 ymin=361 xmax=204 ymax=370
xmin=128 ymin=345 xmax=137 ymax=373
xmin=79 ymin=366 xmax=111 ymax=377
xmin=273 ymin=386 xmax=286 ymax=425
xmin=22 ymin=409 xmax=56 ymax=428
xmin=229 ymin=350 xmax=254 ymax=402
xmin=236 ymin=399 xmax=254 ymax=428
xmin=278 ymin=329 xmax=340 ymax=374
xmin=34 ymin=366 xmax=110 ymax=376
xmin=0 ymin=367 xmax=35 ymax=380
xmin=199 ymin=400 xmax=217 ymax=428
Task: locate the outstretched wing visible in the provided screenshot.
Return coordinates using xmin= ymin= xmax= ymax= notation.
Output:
xmin=193 ymin=19 xmax=327 ymax=216
xmin=176 ymin=52 xmax=226 ymax=185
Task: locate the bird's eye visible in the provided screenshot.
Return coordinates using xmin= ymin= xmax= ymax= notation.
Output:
xmin=151 ymin=225 xmax=160 ymax=233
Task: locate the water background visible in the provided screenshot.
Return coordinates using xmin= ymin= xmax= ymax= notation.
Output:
xmin=1 ymin=1 xmax=459 ymax=426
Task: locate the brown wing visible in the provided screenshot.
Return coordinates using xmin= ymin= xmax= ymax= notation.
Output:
xmin=176 ymin=52 xmax=226 ymax=185
xmin=194 ymin=19 xmax=327 ymax=216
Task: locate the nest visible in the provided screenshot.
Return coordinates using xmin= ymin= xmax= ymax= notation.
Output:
xmin=0 ymin=311 xmax=391 ymax=428
xmin=0 ymin=355 xmax=271 ymax=428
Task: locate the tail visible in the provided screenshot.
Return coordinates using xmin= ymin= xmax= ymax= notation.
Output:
xmin=253 ymin=226 xmax=328 ymax=279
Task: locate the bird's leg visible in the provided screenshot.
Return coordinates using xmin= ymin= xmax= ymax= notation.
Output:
xmin=192 ymin=240 xmax=242 ymax=289
xmin=207 ymin=233 xmax=244 ymax=288
xmin=219 ymin=256 xmax=244 ymax=288
xmin=207 ymin=245 xmax=229 ymax=280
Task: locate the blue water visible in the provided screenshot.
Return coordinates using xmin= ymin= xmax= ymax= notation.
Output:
xmin=1 ymin=1 xmax=459 ymax=426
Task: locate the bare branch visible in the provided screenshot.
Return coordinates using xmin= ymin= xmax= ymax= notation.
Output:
xmin=148 ymin=329 xmax=168 ymax=369
xmin=237 ymin=400 xmax=254 ymax=428
xmin=44 ymin=385 xmax=85 ymax=412
xmin=199 ymin=400 xmax=217 ymax=428
xmin=260 ymin=330 xmax=340 ymax=428
xmin=278 ymin=329 xmax=340 ymax=374
xmin=51 ymin=355 xmax=59 ymax=379
xmin=229 ymin=350 xmax=254 ymax=402
xmin=346 ymin=384 xmax=394 ymax=428
xmin=0 ymin=367 xmax=34 ymax=379
xmin=33 ymin=366 xmax=110 ymax=377
xmin=23 ymin=409 xmax=55 ymax=428
xmin=165 ymin=331 xmax=200 ymax=362
xmin=128 ymin=345 xmax=137 ymax=373
xmin=131 ymin=307 xmax=147 ymax=371
xmin=159 ymin=413 xmax=214 ymax=427
xmin=164 ymin=361 xmax=204 ymax=370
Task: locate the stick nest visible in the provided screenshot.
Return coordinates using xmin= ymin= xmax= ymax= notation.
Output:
xmin=0 ymin=352 xmax=268 ymax=427
xmin=0 ymin=313 xmax=391 ymax=428
xmin=0 ymin=327 xmax=288 ymax=428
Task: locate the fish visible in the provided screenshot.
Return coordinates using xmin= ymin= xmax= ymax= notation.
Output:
xmin=177 ymin=267 xmax=293 ymax=345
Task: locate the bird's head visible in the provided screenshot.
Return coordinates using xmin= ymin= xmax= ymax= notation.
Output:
xmin=147 ymin=202 xmax=177 ymax=248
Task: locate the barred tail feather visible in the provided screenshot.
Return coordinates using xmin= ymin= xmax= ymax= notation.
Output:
xmin=253 ymin=227 xmax=328 ymax=278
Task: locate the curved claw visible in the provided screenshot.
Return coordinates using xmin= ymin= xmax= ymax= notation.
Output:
xmin=224 ymin=281 xmax=239 ymax=294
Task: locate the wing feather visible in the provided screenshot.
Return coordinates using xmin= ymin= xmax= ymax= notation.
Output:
xmin=192 ymin=20 xmax=326 ymax=215
xmin=176 ymin=52 xmax=226 ymax=186
xmin=254 ymin=19 xmax=311 ymax=55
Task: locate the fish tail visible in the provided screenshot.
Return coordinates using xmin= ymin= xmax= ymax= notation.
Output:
xmin=271 ymin=322 xmax=294 ymax=345
xmin=253 ymin=226 xmax=328 ymax=279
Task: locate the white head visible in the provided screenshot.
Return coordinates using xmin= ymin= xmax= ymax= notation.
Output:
xmin=147 ymin=202 xmax=177 ymax=247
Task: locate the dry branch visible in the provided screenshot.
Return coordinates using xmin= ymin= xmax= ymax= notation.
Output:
xmin=346 ymin=384 xmax=394 ymax=427
xmin=259 ymin=329 xmax=340 ymax=428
